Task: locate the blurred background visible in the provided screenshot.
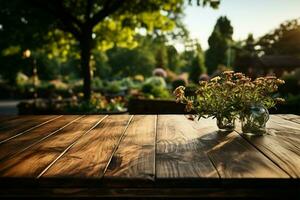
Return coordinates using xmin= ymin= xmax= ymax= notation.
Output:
xmin=0 ymin=0 xmax=299 ymax=115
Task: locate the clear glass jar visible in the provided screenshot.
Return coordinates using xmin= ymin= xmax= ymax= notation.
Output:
xmin=216 ymin=116 xmax=235 ymax=132
xmin=241 ymin=104 xmax=269 ymax=136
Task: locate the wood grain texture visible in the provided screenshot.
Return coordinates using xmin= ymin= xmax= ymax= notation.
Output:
xmin=0 ymin=115 xmax=104 ymax=177
xmin=268 ymin=115 xmax=300 ymax=147
xmin=234 ymin=115 xmax=300 ymax=178
xmin=0 ymin=114 xmax=297 ymax=182
xmin=277 ymin=114 xmax=300 ymax=124
xmin=207 ymin=133 xmax=289 ymax=178
xmin=0 ymin=115 xmax=80 ymax=161
xmin=0 ymin=115 xmax=60 ymax=142
xmin=177 ymin=117 xmax=288 ymax=178
xmin=156 ymin=115 xmax=219 ymax=178
xmin=104 ymin=115 xmax=156 ymax=180
xmin=41 ymin=115 xmax=132 ymax=178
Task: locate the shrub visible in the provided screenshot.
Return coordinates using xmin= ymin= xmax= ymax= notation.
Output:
xmin=67 ymin=93 xmax=126 ymax=113
xmin=141 ymin=77 xmax=170 ymax=99
xmin=105 ymin=81 xmax=125 ymax=94
xmin=144 ymin=76 xmax=167 ymax=88
xmin=151 ymin=86 xmax=171 ymax=99
xmin=92 ymin=77 xmax=104 ymax=90
xmin=172 ymin=78 xmax=187 ymax=91
xmin=279 ymin=72 xmax=300 ymax=95
xmin=16 ymin=72 xmax=29 ymax=87
xmin=119 ymin=77 xmax=135 ymax=89
xmin=133 ymin=74 xmax=144 ymax=82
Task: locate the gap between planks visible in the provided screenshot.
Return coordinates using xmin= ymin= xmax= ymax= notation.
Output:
xmin=36 ymin=115 xmax=109 ymax=178
xmin=154 ymin=115 xmax=158 ymax=180
xmin=156 ymin=115 xmax=220 ymax=178
xmin=234 ymin=129 xmax=292 ymax=178
xmin=101 ymin=115 xmax=134 ymax=177
xmin=0 ymin=115 xmax=63 ymax=145
xmin=0 ymin=116 xmax=84 ymax=163
xmin=234 ymin=115 xmax=299 ymax=178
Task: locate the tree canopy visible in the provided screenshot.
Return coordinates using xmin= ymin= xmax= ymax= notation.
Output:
xmin=257 ymin=19 xmax=300 ymax=56
xmin=205 ymin=16 xmax=233 ymax=74
xmin=0 ymin=0 xmax=220 ymax=99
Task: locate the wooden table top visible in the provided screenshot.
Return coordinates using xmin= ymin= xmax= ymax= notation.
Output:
xmin=0 ymin=114 xmax=299 ymax=198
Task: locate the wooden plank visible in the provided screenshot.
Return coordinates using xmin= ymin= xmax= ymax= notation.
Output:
xmin=41 ymin=115 xmax=132 ymax=178
xmin=0 ymin=115 xmax=80 ymax=161
xmin=159 ymin=116 xmax=288 ymax=178
xmin=268 ymin=115 xmax=300 ymax=147
xmin=104 ymin=115 xmax=156 ymax=180
xmin=277 ymin=114 xmax=300 ymax=124
xmin=0 ymin=115 xmax=57 ymax=130
xmin=207 ymin=131 xmax=289 ymax=178
xmin=0 ymin=115 xmax=61 ymax=143
xmin=0 ymin=116 xmax=18 ymax=123
xmin=156 ymin=115 xmax=219 ymax=178
xmin=0 ymin=115 xmax=105 ymax=177
xmin=234 ymin=115 xmax=300 ymax=178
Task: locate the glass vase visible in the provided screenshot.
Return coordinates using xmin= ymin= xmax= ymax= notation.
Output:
xmin=216 ymin=116 xmax=235 ymax=132
xmin=240 ymin=104 xmax=269 ymax=136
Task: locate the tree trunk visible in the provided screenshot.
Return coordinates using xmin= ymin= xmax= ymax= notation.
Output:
xmin=80 ymin=30 xmax=92 ymax=100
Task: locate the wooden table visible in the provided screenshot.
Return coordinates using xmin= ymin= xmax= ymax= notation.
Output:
xmin=0 ymin=114 xmax=299 ymax=198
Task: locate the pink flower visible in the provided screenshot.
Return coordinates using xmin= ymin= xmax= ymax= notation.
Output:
xmin=153 ymin=68 xmax=167 ymax=78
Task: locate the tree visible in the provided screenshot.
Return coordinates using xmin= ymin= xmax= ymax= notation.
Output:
xmin=234 ymin=34 xmax=258 ymax=73
xmin=257 ymin=19 xmax=300 ymax=56
xmin=166 ymin=45 xmax=184 ymax=73
xmin=189 ymin=44 xmax=206 ymax=83
xmin=107 ymin=43 xmax=156 ymax=78
xmin=205 ymin=16 xmax=233 ymax=74
xmin=0 ymin=0 xmax=219 ymax=99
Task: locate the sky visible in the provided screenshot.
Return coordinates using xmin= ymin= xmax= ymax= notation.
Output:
xmin=180 ymin=0 xmax=300 ymax=50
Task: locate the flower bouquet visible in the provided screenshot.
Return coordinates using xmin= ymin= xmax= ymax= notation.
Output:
xmin=174 ymin=71 xmax=285 ymax=135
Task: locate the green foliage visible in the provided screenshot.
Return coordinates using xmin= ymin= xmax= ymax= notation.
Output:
xmin=0 ymin=0 xmax=55 ymax=49
xmin=67 ymin=94 xmax=126 ymax=114
xmin=166 ymin=45 xmax=185 ymax=72
xmin=188 ymin=0 xmax=220 ymax=8
xmin=1 ymin=46 xmax=21 ymax=56
xmin=279 ymin=70 xmax=300 ymax=95
xmin=205 ymin=16 xmax=233 ymax=74
xmin=234 ymin=34 xmax=258 ymax=73
xmin=93 ymin=76 xmax=142 ymax=94
xmin=144 ymin=77 xmax=167 ymax=88
xmin=119 ymin=77 xmax=136 ymax=89
xmin=285 ymin=94 xmax=300 ymax=106
xmin=92 ymin=51 xmax=111 ymax=79
xmin=107 ymin=46 xmax=156 ymax=78
xmin=141 ymin=76 xmax=170 ymax=99
xmin=15 ymin=72 xmax=30 ymax=93
xmin=103 ymin=35 xmax=192 ymax=78
xmin=0 ymin=0 xmax=219 ymax=99
xmin=141 ymin=84 xmax=170 ymax=99
xmin=91 ymin=77 xmax=103 ymax=90
xmin=172 ymin=78 xmax=187 ymax=91
xmin=257 ymin=19 xmax=300 ymax=56
xmin=174 ymin=71 xmax=285 ymax=119
xmin=105 ymin=81 xmax=124 ymax=94
xmin=16 ymin=72 xmax=29 ymax=86
xmin=189 ymin=46 xmax=207 ymax=83
xmin=154 ymin=38 xmax=169 ymax=69
xmin=0 ymin=0 xmax=187 ymax=99
xmin=0 ymin=53 xmax=26 ymax=83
